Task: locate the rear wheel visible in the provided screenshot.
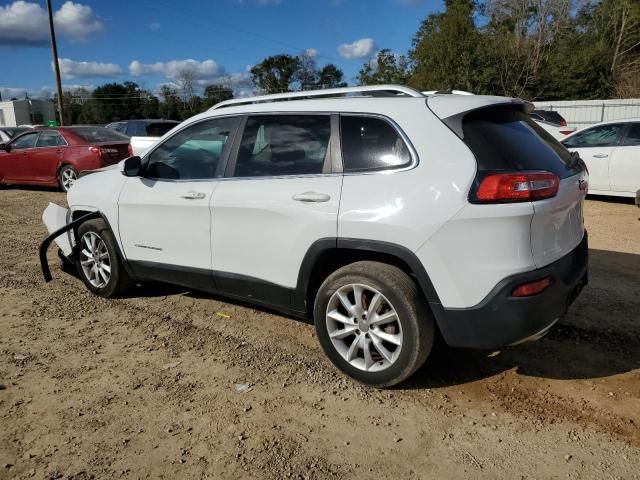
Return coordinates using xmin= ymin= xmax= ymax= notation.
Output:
xmin=58 ymin=165 xmax=77 ymax=192
xmin=76 ymin=219 xmax=133 ymax=297
xmin=314 ymin=261 xmax=434 ymax=388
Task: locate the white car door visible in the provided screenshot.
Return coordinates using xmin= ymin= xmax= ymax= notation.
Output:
xmin=118 ymin=117 xmax=240 ymax=282
xmin=210 ymin=114 xmax=342 ymax=307
xmin=609 ymin=123 xmax=640 ymax=195
xmin=562 ymin=123 xmax=626 ymax=193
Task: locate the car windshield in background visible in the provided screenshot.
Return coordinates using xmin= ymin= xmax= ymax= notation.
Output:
xmin=1 ymin=127 xmax=30 ymax=138
xmin=69 ymin=127 xmax=129 ymax=143
xmin=146 ymin=122 xmax=178 ymax=137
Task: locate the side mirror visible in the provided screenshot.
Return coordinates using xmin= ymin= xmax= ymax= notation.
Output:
xmin=0 ymin=143 xmax=9 ymax=152
xmin=121 ymin=156 xmax=142 ymax=177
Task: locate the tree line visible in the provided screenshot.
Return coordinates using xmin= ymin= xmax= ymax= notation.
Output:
xmin=58 ymin=0 xmax=638 ymax=124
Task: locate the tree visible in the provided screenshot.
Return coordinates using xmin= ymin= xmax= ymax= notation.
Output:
xmin=176 ymin=68 xmax=196 ymax=114
xmin=294 ymin=50 xmax=320 ymax=91
xmin=357 ymin=49 xmax=411 ymax=86
xmin=317 ymin=64 xmax=347 ymax=89
xmin=159 ymin=85 xmax=182 ymax=120
xmin=202 ymin=84 xmax=234 ymax=109
xmin=408 ymin=0 xmax=481 ymax=92
xmin=250 ymin=54 xmax=300 ymax=94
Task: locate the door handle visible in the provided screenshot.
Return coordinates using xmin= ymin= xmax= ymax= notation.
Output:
xmin=292 ymin=191 xmax=331 ymax=203
xmin=592 ymin=153 xmax=608 ymax=158
xmin=180 ymin=191 xmax=206 ymax=200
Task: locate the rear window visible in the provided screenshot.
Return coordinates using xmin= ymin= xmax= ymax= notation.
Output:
xmin=462 ymin=107 xmax=581 ymax=179
xmin=146 ymin=122 xmax=178 ymax=137
xmin=69 ymin=127 xmax=129 ymax=143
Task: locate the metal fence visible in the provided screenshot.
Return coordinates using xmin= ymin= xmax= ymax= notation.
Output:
xmin=533 ymin=99 xmax=640 ymax=129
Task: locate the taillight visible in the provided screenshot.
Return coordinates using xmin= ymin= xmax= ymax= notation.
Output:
xmin=512 ymin=277 xmax=552 ymax=297
xmin=128 ymin=143 xmax=133 ymax=157
xmin=559 ymin=130 xmax=574 ymax=136
xmin=473 ymin=171 xmax=559 ymax=203
xmin=559 ymin=120 xmax=567 ymax=127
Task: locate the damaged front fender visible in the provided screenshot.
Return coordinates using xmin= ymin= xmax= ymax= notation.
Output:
xmin=39 ymin=204 xmax=100 ymax=282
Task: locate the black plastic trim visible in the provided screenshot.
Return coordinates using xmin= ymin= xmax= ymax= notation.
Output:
xmin=39 ymin=211 xmax=100 ymax=282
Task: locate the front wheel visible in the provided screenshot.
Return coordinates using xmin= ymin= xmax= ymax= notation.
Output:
xmin=58 ymin=165 xmax=77 ymax=192
xmin=76 ymin=219 xmax=133 ymax=297
xmin=314 ymin=261 xmax=434 ymax=388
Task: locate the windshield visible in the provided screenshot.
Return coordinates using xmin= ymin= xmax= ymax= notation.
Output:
xmin=69 ymin=127 xmax=129 ymax=143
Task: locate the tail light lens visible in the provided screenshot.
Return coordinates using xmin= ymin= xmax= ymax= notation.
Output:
xmin=512 ymin=276 xmax=552 ymax=297
xmin=128 ymin=143 xmax=133 ymax=157
xmin=559 ymin=130 xmax=574 ymax=136
xmin=473 ymin=171 xmax=559 ymax=203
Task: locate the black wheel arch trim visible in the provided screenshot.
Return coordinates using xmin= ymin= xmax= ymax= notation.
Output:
xmin=294 ymin=237 xmax=444 ymax=313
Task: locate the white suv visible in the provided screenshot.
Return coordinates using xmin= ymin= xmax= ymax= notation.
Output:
xmin=40 ymin=85 xmax=589 ymax=387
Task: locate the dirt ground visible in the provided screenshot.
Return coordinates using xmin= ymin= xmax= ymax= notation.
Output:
xmin=0 ymin=189 xmax=638 ymax=480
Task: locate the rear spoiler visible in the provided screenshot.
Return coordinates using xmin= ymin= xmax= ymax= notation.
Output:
xmin=427 ymin=96 xmax=533 ymax=139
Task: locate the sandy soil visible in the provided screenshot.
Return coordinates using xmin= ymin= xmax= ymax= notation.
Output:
xmin=1 ymin=189 xmax=639 ymax=480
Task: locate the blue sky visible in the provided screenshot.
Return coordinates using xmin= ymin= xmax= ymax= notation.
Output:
xmin=0 ymin=0 xmax=443 ymax=99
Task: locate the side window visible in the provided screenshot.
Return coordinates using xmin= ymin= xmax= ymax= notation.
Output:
xmin=622 ymin=124 xmax=640 ymax=147
xmin=233 ymin=115 xmax=331 ymax=178
xmin=11 ymin=132 xmax=38 ymax=149
xmin=35 ymin=131 xmax=62 ymax=148
xmin=340 ymin=116 xmax=411 ymax=172
xmin=146 ymin=117 xmax=238 ymax=180
xmin=563 ymin=124 xmax=624 ymax=148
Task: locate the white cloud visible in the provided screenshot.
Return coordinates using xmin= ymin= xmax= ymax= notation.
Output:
xmin=303 ymin=48 xmax=318 ymax=58
xmin=0 ymin=1 xmax=103 ymax=46
xmin=129 ymin=59 xmax=224 ymax=81
xmin=57 ymin=58 xmax=122 ymax=80
xmin=149 ymin=22 xmax=160 ymax=31
xmin=338 ymin=38 xmax=376 ymax=59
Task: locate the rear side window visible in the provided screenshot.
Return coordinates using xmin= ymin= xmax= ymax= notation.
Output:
xmin=36 ymin=131 xmax=64 ymax=147
xmin=462 ymin=107 xmax=581 ymax=179
xmin=233 ymin=115 xmax=331 ymax=178
xmin=562 ymin=124 xmax=624 ymax=148
xmin=622 ymin=123 xmax=640 ymax=147
xmin=340 ymin=116 xmax=411 ymax=172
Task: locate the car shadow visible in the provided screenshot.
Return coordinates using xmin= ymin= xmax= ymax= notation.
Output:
xmin=405 ymin=248 xmax=640 ymax=388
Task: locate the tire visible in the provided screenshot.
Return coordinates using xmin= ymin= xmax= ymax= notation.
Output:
xmin=76 ymin=218 xmax=133 ymax=298
xmin=58 ymin=165 xmax=77 ymax=192
xmin=314 ymin=261 xmax=434 ymax=388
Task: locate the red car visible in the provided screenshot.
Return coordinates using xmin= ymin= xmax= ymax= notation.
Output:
xmin=0 ymin=126 xmax=130 ymax=191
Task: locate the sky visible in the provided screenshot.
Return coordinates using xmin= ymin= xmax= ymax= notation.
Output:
xmin=0 ymin=0 xmax=443 ymax=100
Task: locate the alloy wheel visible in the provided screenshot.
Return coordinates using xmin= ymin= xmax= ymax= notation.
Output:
xmin=325 ymin=283 xmax=403 ymax=372
xmin=79 ymin=232 xmax=111 ymax=288
xmin=61 ymin=168 xmax=77 ymax=191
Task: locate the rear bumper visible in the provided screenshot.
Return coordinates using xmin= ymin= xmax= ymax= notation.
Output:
xmin=436 ymin=232 xmax=588 ymax=349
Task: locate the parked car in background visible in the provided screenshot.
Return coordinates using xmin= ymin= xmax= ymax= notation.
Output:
xmin=128 ymin=135 xmax=161 ymax=156
xmin=531 ymin=109 xmax=568 ymax=127
xmin=534 ymin=119 xmax=575 ymax=140
xmin=105 ymin=119 xmax=179 ymax=137
xmin=0 ymin=126 xmax=129 ymax=191
xmin=0 ymin=127 xmax=30 ymax=143
xmin=106 ymin=119 xmax=181 ymax=157
xmin=41 ymin=85 xmax=589 ymax=387
xmin=561 ymin=119 xmax=640 ymax=198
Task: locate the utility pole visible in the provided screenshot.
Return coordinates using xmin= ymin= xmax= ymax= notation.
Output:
xmin=46 ymin=0 xmax=65 ymax=125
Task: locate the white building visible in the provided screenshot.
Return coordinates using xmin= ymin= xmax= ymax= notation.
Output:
xmin=0 ymin=99 xmax=56 ymax=127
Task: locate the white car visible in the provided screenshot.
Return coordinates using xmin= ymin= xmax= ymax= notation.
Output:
xmin=561 ymin=119 xmax=640 ymax=198
xmin=534 ymin=120 xmax=575 ymax=140
xmin=40 ymin=85 xmax=589 ymax=387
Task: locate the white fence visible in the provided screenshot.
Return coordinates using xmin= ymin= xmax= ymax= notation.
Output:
xmin=533 ymin=99 xmax=640 ymax=130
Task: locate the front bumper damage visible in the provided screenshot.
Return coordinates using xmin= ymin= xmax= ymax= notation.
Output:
xmin=39 ymin=203 xmax=100 ymax=282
